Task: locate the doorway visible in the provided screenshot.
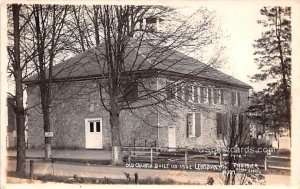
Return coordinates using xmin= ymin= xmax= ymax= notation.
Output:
xmin=85 ymin=118 xmax=103 ymax=149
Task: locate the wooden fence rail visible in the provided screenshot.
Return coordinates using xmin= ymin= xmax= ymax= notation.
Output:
xmin=123 ymin=146 xmax=291 ymax=171
xmin=264 ymin=155 xmax=291 ymax=171
xmin=123 ymin=146 xmax=222 ymax=165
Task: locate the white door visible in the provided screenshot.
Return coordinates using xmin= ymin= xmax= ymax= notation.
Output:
xmin=168 ymin=127 xmax=176 ymax=149
xmin=85 ymin=118 xmax=103 ymax=149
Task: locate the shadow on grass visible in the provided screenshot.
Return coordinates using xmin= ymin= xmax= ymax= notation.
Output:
xmin=6 ymin=171 xmax=182 ymax=184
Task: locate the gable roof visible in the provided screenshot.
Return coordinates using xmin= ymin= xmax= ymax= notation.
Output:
xmin=24 ymin=42 xmax=252 ymax=89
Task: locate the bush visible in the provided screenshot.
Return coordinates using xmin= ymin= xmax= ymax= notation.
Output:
xmin=139 ymin=177 xmax=175 ymax=184
xmin=206 ymin=177 xmax=214 ymax=185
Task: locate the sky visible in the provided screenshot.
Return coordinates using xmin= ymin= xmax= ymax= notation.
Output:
xmin=178 ymin=4 xmax=266 ymax=92
xmin=213 ymin=5 xmax=266 ymax=92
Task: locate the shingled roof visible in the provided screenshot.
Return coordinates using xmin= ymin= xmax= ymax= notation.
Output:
xmin=24 ymin=42 xmax=251 ymax=89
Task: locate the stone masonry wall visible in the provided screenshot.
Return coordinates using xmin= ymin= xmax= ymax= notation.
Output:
xmin=26 ymin=76 xmax=250 ymax=150
xmin=156 ymin=77 xmax=250 ymax=149
xmin=26 ymin=80 xmax=158 ymax=149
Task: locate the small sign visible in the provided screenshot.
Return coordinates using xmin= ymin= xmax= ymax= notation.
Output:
xmin=45 ymin=132 xmax=53 ymax=137
xmin=272 ymin=140 xmax=279 ymax=149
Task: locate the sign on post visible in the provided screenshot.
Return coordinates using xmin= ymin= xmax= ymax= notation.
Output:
xmin=45 ymin=132 xmax=53 ymax=137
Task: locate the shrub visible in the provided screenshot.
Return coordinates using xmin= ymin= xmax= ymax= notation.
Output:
xmin=206 ymin=177 xmax=214 ymax=185
xmin=139 ymin=177 xmax=175 ymax=184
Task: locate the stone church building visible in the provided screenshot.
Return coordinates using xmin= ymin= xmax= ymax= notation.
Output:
xmin=24 ymin=42 xmax=252 ymax=150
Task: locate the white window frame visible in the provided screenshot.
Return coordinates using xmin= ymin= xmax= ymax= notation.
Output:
xmin=87 ymin=118 xmax=102 ymax=133
xmin=193 ymin=85 xmax=199 ymax=103
xmin=174 ymin=82 xmax=183 ymax=101
xmin=214 ymin=88 xmax=222 ymax=104
xmin=197 ymin=87 xmax=201 ymax=103
xmin=232 ymin=91 xmax=239 ymax=106
xmin=208 ymin=87 xmax=213 ymax=104
xmin=187 ymin=113 xmax=196 ymax=137
xmin=217 ymin=89 xmax=221 ymax=104
xmin=191 ymin=84 xmax=195 ymax=102
xmin=200 ymin=86 xmax=209 ymax=103
xmin=166 ymin=81 xmax=176 ymax=100
xmin=218 ymin=89 xmax=222 ymax=104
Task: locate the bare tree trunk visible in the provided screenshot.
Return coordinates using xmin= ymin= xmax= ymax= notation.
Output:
xmin=15 ymin=71 xmax=26 ymax=176
xmin=41 ymin=93 xmax=51 ymax=160
xmin=225 ymin=151 xmax=235 ymax=185
xmin=12 ymin=4 xmax=26 ymax=176
xmin=110 ymin=101 xmax=123 ymax=165
xmin=33 ymin=5 xmax=52 ymax=160
xmin=224 ymin=116 xmax=237 ymax=185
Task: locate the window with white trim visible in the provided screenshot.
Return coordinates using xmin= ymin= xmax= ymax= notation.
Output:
xmin=208 ymin=88 xmax=212 ymax=104
xmin=124 ymin=81 xmax=139 ymax=101
xmin=213 ymin=89 xmax=224 ymax=104
xmin=187 ymin=112 xmax=201 ymax=137
xmin=216 ymin=113 xmax=228 ymax=139
xmin=184 ymin=85 xmax=193 ymax=102
xmin=176 ymin=84 xmax=184 ymax=101
xmin=200 ymin=86 xmax=208 ymax=103
xmin=193 ymin=85 xmax=200 ymax=103
xmin=89 ymin=120 xmax=101 ymax=133
xmin=231 ymin=91 xmax=241 ymax=106
xmin=166 ymin=81 xmax=176 ymax=100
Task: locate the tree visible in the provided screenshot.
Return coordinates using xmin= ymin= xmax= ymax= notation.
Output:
xmin=251 ymin=7 xmax=291 ymax=136
xmin=218 ymin=113 xmax=249 ymax=185
xmin=8 ymin=4 xmax=72 ymax=160
xmin=28 ymin=4 xmax=70 ymax=159
xmin=216 ymin=113 xmax=265 ymax=185
xmin=247 ymin=91 xmax=269 ymax=136
xmin=68 ymin=5 xmax=223 ymax=165
xmin=7 ymin=4 xmax=31 ymax=176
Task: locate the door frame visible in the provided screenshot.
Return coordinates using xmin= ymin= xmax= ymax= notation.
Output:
xmin=85 ymin=118 xmax=103 ymax=149
xmin=168 ymin=127 xmax=176 ymax=149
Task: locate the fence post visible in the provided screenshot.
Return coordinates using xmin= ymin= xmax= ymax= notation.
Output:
xmin=128 ymin=147 xmax=132 ymax=163
xmin=134 ymin=172 xmax=139 ymax=184
xmin=133 ymin=140 xmax=136 ymax=155
xmin=264 ymin=154 xmax=267 ymax=171
xmin=150 ymin=147 xmax=153 ymax=164
xmin=219 ymin=151 xmax=223 ymax=166
xmin=185 ymin=147 xmax=188 ymax=165
xmin=30 ymin=160 xmax=34 ymax=181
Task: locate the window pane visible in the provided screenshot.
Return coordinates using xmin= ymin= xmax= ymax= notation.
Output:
xmin=96 ymin=122 xmax=101 ymax=132
xmin=166 ymin=82 xmax=175 ymax=100
xmin=124 ymin=81 xmax=138 ymax=101
xmin=188 ymin=86 xmax=192 ymax=101
xmin=213 ymin=89 xmax=218 ymax=104
xmin=195 ymin=113 xmax=201 ymax=136
xmin=231 ymin=92 xmax=235 ymax=105
xmin=177 ymin=85 xmax=183 ymax=101
xmin=200 ymin=87 xmax=205 ymax=103
xmin=194 ymin=86 xmax=198 ymax=102
xmin=216 ymin=113 xmax=222 ymax=135
xmin=208 ymin=88 xmax=212 ymax=104
xmin=90 ymin=122 xmax=94 ymax=132
xmin=220 ymin=90 xmax=224 ymax=104
xmin=184 ymin=85 xmax=189 ymax=102
xmin=187 ymin=113 xmax=193 ymax=137
xmin=166 ymin=82 xmax=171 ymax=99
